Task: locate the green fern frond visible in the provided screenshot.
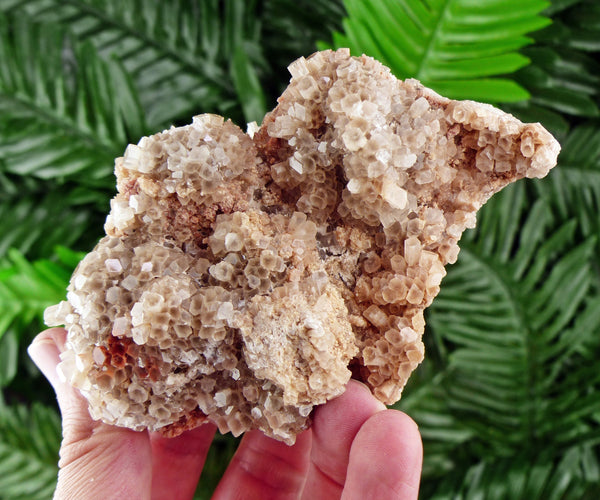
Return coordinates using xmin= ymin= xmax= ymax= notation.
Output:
xmin=425 ymin=446 xmax=600 ymax=499
xmin=321 ymin=0 xmax=551 ymax=102
xmin=0 ymin=11 xmax=145 ymax=187
xmin=193 ymin=433 xmax=240 ymax=500
xmin=561 ymin=0 xmax=600 ymax=51
xmin=262 ymin=0 xmax=346 ymax=78
xmin=505 ymin=0 xmax=600 ymax=135
xmin=0 ymin=0 xmax=269 ymax=127
xmin=230 ymin=46 xmax=267 ymax=125
xmin=534 ymin=122 xmax=600 ymax=239
xmin=397 ymin=183 xmax=600 ymax=495
xmin=0 ymin=187 xmax=106 ymax=259
xmin=544 ymin=0 xmax=583 ymax=17
xmin=0 ymin=403 xmax=60 ymax=500
xmin=0 ymin=331 xmax=17 ymax=387
xmin=399 ymin=380 xmax=475 ymax=478
xmin=0 ymin=247 xmax=80 ymax=387
xmin=0 ymin=248 xmax=78 ymax=349
xmin=436 ymin=194 xmax=599 ymax=447
xmin=518 ymin=47 xmax=600 ymax=118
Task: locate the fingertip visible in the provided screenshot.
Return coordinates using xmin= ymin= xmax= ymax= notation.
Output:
xmin=30 ymin=327 xmax=68 ymax=350
xmin=313 ymin=379 xmax=385 ymax=430
xmin=301 ymin=378 xmax=386 ymax=497
xmin=370 ymin=408 xmax=420 ymax=433
xmin=28 ymin=328 xmax=66 ymax=388
xmin=312 ymin=379 xmax=385 ymax=443
xmin=346 ymin=379 xmax=387 ymax=411
xmin=364 ymin=410 xmax=423 ymax=465
xmin=342 ymin=409 xmax=422 ymax=500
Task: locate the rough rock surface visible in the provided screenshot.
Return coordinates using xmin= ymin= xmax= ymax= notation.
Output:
xmin=45 ymin=49 xmax=560 ymax=444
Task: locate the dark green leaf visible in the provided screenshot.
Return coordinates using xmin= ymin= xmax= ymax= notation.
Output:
xmin=414 ymin=176 xmax=600 ymax=496
xmin=0 ymin=0 xmax=265 ymax=128
xmin=0 ymin=331 xmax=17 ymax=387
xmin=0 ymin=403 xmax=60 ymax=500
xmin=511 ymin=1 xmax=600 ymax=125
xmin=0 ymin=12 xmax=145 ymax=187
xmin=230 ymin=45 xmax=267 ymax=125
xmin=0 ymin=187 xmax=106 ymax=260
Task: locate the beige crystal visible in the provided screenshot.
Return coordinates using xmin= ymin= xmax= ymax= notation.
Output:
xmin=44 ymin=49 xmax=560 ymax=444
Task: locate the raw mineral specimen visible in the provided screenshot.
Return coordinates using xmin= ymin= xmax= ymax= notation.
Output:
xmin=45 ymin=49 xmax=560 ymax=444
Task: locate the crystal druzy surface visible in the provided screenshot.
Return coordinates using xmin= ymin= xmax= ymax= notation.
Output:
xmin=45 ymin=49 xmax=560 ymax=444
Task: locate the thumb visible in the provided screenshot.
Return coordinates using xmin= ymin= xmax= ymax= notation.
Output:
xmin=28 ymin=328 xmax=93 ymax=443
xmin=29 ymin=329 xmax=153 ymax=500
xmin=27 ymin=327 xmax=67 ymax=389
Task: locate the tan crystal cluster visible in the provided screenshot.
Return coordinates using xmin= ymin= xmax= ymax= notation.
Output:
xmin=45 ymin=49 xmax=560 ymax=444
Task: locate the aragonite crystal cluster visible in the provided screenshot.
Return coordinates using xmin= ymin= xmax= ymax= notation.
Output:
xmin=45 ymin=49 xmax=560 ymax=444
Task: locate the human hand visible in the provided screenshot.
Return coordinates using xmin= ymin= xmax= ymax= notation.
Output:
xmin=28 ymin=328 xmax=422 ymax=500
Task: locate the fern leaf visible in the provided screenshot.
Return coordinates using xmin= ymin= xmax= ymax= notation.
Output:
xmin=1 ymin=0 xmax=349 ymax=129
xmin=513 ymin=46 xmax=600 ymax=123
xmin=0 ymin=12 xmax=146 ymax=187
xmin=504 ymin=0 xmax=600 ymax=135
xmin=193 ymin=433 xmax=240 ymax=500
xmin=0 ymin=248 xmax=78 ymax=349
xmin=230 ymin=45 xmax=267 ymax=125
xmin=0 ymin=403 xmax=60 ymax=500
xmin=534 ymin=122 xmax=600 ymax=239
xmin=1 ymin=0 xmax=268 ymax=127
xmin=545 ymin=0 xmax=583 ymax=17
xmin=396 ymin=183 xmax=600 ymax=496
xmin=0 ymin=247 xmax=79 ymax=386
xmin=262 ymin=0 xmax=346 ymax=78
xmin=562 ymin=0 xmax=600 ymax=48
xmin=0 ymin=331 xmax=17 ymax=387
xmin=399 ymin=381 xmax=475 ymax=478
xmin=0 ymin=186 xmax=106 ymax=259
xmin=435 ymin=197 xmax=598 ymax=445
xmin=322 ymin=0 xmax=551 ymax=102
xmin=424 ymin=447 xmax=600 ymax=500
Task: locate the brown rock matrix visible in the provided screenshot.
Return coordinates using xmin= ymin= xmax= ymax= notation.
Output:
xmin=45 ymin=49 xmax=560 ymax=444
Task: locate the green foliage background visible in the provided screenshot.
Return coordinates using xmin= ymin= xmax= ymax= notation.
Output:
xmin=0 ymin=0 xmax=599 ymax=498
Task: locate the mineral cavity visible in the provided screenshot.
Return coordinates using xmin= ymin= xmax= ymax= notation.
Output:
xmin=45 ymin=49 xmax=560 ymax=444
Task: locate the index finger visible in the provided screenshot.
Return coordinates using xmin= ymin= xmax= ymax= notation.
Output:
xmin=150 ymin=424 xmax=217 ymax=500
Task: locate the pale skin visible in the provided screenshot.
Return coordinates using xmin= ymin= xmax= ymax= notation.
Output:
xmin=28 ymin=328 xmax=423 ymax=500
